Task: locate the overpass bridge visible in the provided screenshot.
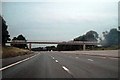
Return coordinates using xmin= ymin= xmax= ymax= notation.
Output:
xmin=7 ymin=41 xmax=100 ymax=51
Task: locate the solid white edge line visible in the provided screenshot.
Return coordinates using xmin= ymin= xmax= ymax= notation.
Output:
xmin=88 ymin=59 xmax=94 ymax=61
xmin=0 ymin=54 xmax=38 ymax=71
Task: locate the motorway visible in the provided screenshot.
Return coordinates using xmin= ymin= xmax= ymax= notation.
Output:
xmin=1 ymin=51 xmax=119 ymax=78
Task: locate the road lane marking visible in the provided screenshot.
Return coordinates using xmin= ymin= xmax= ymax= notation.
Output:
xmin=62 ymin=66 xmax=72 ymax=74
xmin=99 ymin=57 xmax=106 ymax=59
xmin=0 ymin=54 xmax=39 ymax=71
xmin=88 ymin=59 xmax=94 ymax=61
xmin=51 ymin=56 xmax=55 ymax=59
xmin=55 ymin=60 xmax=58 ymax=63
xmin=62 ymin=66 xmax=69 ymax=71
xmin=52 ymin=57 xmax=55 ymax=59
xmin=82 ymin=53 xmax=90 ymax=54
xmin=75 ymin=57 xmax=79 ymax=59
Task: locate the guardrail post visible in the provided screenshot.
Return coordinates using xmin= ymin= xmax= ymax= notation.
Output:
xmin=29 ymin=43 xmax=31 ymax=51
xmin=83 ymin=44 xmax=86 ymax=51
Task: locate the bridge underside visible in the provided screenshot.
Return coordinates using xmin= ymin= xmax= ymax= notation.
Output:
xmin=7 ymin=41 xmax=99 ymax=51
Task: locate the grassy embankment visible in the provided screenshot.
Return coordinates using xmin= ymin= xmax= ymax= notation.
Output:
xmin=2 ymin=46 xmax=32 ymax=58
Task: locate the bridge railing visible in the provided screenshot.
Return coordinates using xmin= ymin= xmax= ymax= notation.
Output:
xmin=12 ymin=40 xmax=26 ymax=42
xmin=6 ymin=41 xmax=100 ymax=51
xmin=7 ymin=41 xmax=99 ymax=44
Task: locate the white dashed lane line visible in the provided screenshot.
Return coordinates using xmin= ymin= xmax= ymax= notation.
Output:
xmin=75 ymin=57 xmax=79 ymax=59
xmin=51 ymin=56 xmax=55 ymax=59
xmin=55 ymin=60 xmax=59 ymax=63
xmin=62 ymin=66 xmax=72 ymax=75
xmin=50 ymin=56 xmax=74 ymax=77
xmin=88 ymin=59 xmax=94 ymax=61
xmin=99 ymin=57 xmax=106 ymax=59
xmin=53 ymin=57 xmax=54 ymax=59
xmin=62 ymin=66 xmax=69 ymax=72
xmin=51 ymin=56 xmax=58 ymax=63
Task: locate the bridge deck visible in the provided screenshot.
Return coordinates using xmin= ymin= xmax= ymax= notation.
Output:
xmin=7 ymin=41 xmax=100 ymax=45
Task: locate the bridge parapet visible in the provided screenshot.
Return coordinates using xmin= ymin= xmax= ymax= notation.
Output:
xmin=12 ymin=40 xmax=26 ymax=42
xmin=60 ymin=41 xmax=99 ymax=45
xmin=7 ymin=41 xmax=99 ymax=45
xmin=7 ymin=41 xmax=100 ymax=51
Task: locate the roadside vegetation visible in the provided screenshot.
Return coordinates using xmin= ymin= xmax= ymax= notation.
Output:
xmin=2 ymin=46 xmax=32 ymax=58
xmin=1 ymin=16 xmax=32 ymax=58
xmin=57 ymin=28 xmax=120 ymax=51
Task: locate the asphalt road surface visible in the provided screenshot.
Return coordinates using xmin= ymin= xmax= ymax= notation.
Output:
xmin=1 ymin=51 xmax=118 ymax=78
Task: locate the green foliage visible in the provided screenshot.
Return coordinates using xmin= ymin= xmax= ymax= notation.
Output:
xmin=45 ymin=46 xmax=56 ymax=51
xmin=1 ymin=16 xmax=10 ymax=46
xmin=74 ymin=35 xmax=87 ymax=41
xmin=3 ymin=46 xmax=31 ymax=58
xmin=57 ymin=30 xmax=99 ymax=51
xmin=74 ymin=30 xmax=99 ymax=41
xmin=17 ymin=35 xmax=26 ymax=41
xmin=101 ymin=28 xmax=120 ymax=47
xmin=11 ymin=34 xmax=28 ymax=49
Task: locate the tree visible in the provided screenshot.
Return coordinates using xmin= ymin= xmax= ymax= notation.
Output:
xmin=57 ymin=30 xmax=99 ymax=51
xmin=101 ymin=28 xmax=120 ymax=47
xmin=17 ymin=35 xmax=26 ymax=41
xmin=85 ymin=30 xmax=99 ymax=41
xmin=1 ymin=16 xmax=10 ymax=46
xmin=74 ymin=35 xmax=87 ymax=41
xmin=11 ymin=34 xmax=28 ymax=49
xmin=45 ymin=46 xmax=56 ymax=51
xmin=74 ymin=30 xmax=99 ymax=41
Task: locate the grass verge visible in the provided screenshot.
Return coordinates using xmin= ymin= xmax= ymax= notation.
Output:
xmin=1 ymin=46 xmax=32 ymax=58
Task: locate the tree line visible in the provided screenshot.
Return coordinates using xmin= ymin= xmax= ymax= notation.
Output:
xmin=57 ymin=30 xmax=99 ymax=51
xmin=1 ymin=16 xmax=10 ymax=46
xmin=57 ymin=28 xmax=120 ymax=51
xmin=1 ymin=15 xmax=120 ymax=50
xmin=1 ymin=16 xmax=27 ymax=49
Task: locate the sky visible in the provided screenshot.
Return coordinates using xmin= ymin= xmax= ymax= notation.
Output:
xmin=1 ymin=0 xmax=119 ymax=47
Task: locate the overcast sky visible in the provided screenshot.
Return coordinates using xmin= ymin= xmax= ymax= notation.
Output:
xmin=2 ymin=0 xmax=119 ymax=43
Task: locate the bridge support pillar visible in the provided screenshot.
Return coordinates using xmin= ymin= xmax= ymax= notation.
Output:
xmin=83 ymin=44 xmax=86 ymax=51
xmin=29 ymin=43 xmax=31 ymax=51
